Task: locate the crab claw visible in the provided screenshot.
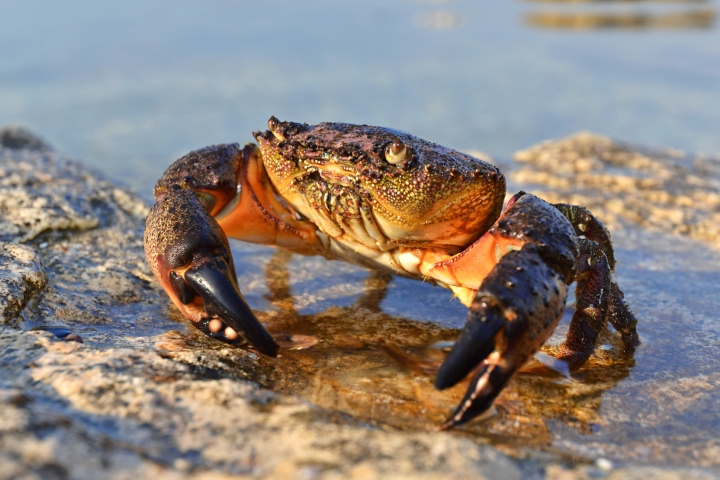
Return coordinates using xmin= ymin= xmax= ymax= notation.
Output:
xmin=436 ymin=244 xmax=568 ymax=429
xmin=145 ymin=184 xmax=280 ymax=357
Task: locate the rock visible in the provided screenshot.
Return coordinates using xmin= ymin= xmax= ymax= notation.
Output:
xmin=0 ymin=127 xmax=148 ymax=244
xmin=1 ymin=329 xmax=522 ymax=479
xmin=512 ymin=131 xmax=720 ymax=246
xmin=0 ymin=244 xmax=46 ymax=325
xmin=0 ymin=126 xmax=52 ymax=152
xmin=1 ymin=126 xmax=719 ymax=479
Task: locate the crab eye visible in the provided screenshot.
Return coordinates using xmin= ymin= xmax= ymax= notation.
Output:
xmin=267 ymin=116 xmax=285 ymax=141
xmin=384 ymin=138 xmax=408 ymax=165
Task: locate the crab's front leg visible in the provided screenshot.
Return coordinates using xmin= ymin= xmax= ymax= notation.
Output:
xmin=144 ymin=143 xmax=325 ymax=356
xmin=430 ymin=193 xmax=579 ymax=428
xmin=437 ymin=243 xmax=570 ymax=428
xmin=145 ymin=185 xmax=280 ymax=355
xmin=431 ymin=193 xmax=638 ymax=428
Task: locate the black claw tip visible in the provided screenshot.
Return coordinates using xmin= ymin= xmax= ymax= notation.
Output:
xmin=435 ymin=301 xmax=504 ymax=390
xmin=440 ymin=363 xmax=506 ymax=429
xmin=169 ymin=270 xmax=196 ymax=305
xmin=185 ymin=261 xmax=280 ymax=357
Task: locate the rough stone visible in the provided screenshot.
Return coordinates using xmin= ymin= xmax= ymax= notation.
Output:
xmin=1 ymin=329 xmax=522 ymax=479
xmin=0 ymin=128 xmax=148 ymax=243
xmin=1 ymin=126 xmax=719 ymax=479
xmin=0 ymin=243 xmax=46 ymax=325
xmin=512 ymin=131 xmax=720 ymax=246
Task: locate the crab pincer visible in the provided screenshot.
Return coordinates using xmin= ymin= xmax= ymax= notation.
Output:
xmin=434 ymin=193 xmax=638 ymax=429
xmin=144 ymin=145 xmax=280 ymax=356
xmin=434 ymin=193 xmax=574 ymax=428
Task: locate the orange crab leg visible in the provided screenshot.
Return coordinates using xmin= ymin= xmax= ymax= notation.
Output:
xmin=145 ymin=142 xmax=337 ymax=357
xmin=216 ymin=145 xmax=327 ymax=256
xmin=418 ymin=232 xmax=525 ymax=307
xmin=416 ymin=196 xmax=526 ymax=307
xmin=146 ymin=142 xmax=326 ymax=357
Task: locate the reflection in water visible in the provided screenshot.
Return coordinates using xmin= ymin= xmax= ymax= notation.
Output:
xmin=526 ymin=9 xmax=716 ymax=28
xmin=525 ymin=0 xmax=710 ymax=3
xmin=414 ymin=10 xmax=464 ymax=30
xmin=521 ymin=0 xmax=716 ymax=30
xmin=162 ymin=249 xmax=636 ymax=457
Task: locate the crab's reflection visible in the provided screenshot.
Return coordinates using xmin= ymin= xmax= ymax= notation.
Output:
xmin=171 ymin=249 xmax=634 ymax=452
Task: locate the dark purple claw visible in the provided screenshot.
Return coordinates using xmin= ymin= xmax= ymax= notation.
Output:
xmin=185 ymin=259 xmax=280 ymax=357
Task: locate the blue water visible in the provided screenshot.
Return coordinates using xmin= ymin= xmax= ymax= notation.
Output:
xmin=1 ymin=0 xmax=718 ymax=198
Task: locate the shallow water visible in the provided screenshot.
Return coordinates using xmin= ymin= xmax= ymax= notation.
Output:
xmin=1 ymin=0 xmax=719 ymax=198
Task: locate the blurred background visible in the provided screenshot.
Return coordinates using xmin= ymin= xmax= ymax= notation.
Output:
xmin=1 ymin=0 xmax=718 ymax=200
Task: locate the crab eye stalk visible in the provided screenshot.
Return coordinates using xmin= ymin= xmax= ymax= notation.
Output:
xmin=267 ymin=116 xmax=286 ymax=142
xmin=384 ymin=138 xmax=408 ymax=165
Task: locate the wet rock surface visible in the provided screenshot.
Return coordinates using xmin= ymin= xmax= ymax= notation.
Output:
xmin=0 ymin=244 xmax=46 ymax=325
xmin=1 ymin=127 xmax=719 ymax=479
xmin=512 ymin=131 xmax=720 ymax=247
xmin=1 ymin=330 xmax=525 ymax=480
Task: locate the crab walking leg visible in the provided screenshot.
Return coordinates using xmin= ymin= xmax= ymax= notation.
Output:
xmin=144 ymin=186 xmax=280 ymax=357
xmin=436 ymin=245 xmax=568 ymax=429
xmin=607 ymin=282 xmax=640 ymax=352
xmin=554 ymin=203 xmax=615 ymax=268
xmin=557 ymin=238 xmax=611 ymax=366
xmin=554 ymin=203 xmax=639 ymax=356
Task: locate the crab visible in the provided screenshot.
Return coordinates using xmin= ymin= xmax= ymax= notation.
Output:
xmin=144 ymin=117 xmax=639 ymax=429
